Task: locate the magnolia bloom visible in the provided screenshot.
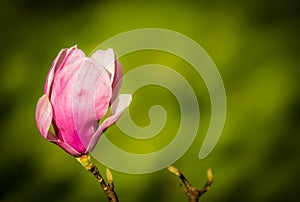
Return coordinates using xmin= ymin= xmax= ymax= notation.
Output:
xmin=35 ymin=46 xmax=131 ymax=156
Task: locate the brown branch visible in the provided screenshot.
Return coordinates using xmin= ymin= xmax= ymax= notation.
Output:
xmin=77 ymin=154 xmax=119 ymax=202
xmin=168 ymin=166 xmax=214 ymax=202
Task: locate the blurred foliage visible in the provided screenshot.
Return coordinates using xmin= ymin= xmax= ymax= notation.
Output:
xmin=0 ymin=0 xmax=299 ymax=201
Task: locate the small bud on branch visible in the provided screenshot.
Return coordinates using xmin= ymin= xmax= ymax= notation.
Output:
xmin=106 ymin=168 xmax=114 ymax=189
xmin=168 ymin=166 xmax=214 ymax=202
xmin=77 ymin=154 xmax=119 ymax=202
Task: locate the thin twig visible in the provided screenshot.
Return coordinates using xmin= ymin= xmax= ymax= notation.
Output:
xmin=77 ymin=154 xmax=119 ymax=202
xmin=168 ymin=166 xmax=214 ymax=202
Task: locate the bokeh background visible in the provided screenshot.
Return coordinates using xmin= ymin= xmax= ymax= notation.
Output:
xmin=1 ymin=0 xmax=299 ymax=201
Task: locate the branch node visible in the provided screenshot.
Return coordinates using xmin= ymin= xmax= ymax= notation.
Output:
xmin=168 ymin=166 xmax=214 ymax=202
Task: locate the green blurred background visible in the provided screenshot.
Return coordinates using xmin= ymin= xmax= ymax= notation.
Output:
xmin=1 ymin=0 xmax=299 ymax=201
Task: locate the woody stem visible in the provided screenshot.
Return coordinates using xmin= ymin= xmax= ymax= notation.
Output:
xmin=77 ymin=154 xmax=119 ymax=202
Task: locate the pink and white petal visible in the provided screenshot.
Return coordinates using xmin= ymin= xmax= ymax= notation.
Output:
xmin=86 ymin=94 xmax=132 ymax=152
xmin=50 ymin=54 xmax=86 ymax=150
xmin=110 ymin=94 xmax=132 ymax=115
xmin=35 ymin=94 xmax=53 ymax=139
xmin=50 ymin=139 xmax=82 ymax=156
xmin=101 ymin=94 xmax=132 ymax=131
xmin=111 ymin=59 xmax=123 ymax=103
xmin=39 ymin=129 xmax=81 ymax=156
xmin=44 ymin=46 xmax=84 ymax=94
xmin=72 ymin=58 xmax=112 ymax=148
xmin=91 ymin=48 xmax=115 ymax=83
xmin=55 ymin=46 xmax=86 ymax=74
xmin=94 ymin=74 xmax=112 ymax=120
xmin=44 ymin=48 xmax=68 ymax=94
xmin=86 ymin=129 xmax=104 ymax=152
xmin=45 ymin=131 xmax=57 ymax=141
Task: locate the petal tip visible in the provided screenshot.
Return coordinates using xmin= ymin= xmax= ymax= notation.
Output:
xmin=35 ymin=94 xmax=53 ymax=139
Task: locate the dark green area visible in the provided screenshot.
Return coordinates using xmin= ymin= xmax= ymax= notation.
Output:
xmin=0 ymin=0 xmax=299 ymax=201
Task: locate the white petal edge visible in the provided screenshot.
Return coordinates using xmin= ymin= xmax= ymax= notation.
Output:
xmin=87 ymin=94 xmax=132 ymax=152
xmin=91 ymin=48 xmax=115 ymax=84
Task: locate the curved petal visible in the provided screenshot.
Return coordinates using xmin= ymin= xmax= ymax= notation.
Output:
xmin=91 ymin=48 xmax=115 ymax=83
xmin=50 ymin=52 xmax=87 ymax=153
xmin=55 ymin=46 xmax=85 ymax=74
xmin=44 ymin=46 xmax=84 ymax=95
xmin=111 ymin=59 xmax=123 ymax=102
xmin=94 ymin=71 xmax=112 ymax=120
xmin=87 ymin=94 xmax=132 ymax=152
xmin=35 ymin=94 xmax=53 ymax=139
xmin=90 ymin=48 xmax=123 ymax=103
xmin=72 ymin=58 xmax=112 ymax=149
xmin=44 ymin=48 xmax=68 ymax=94
xmin=109 ymin=94 xmax=132 ymax=117
xmin=50 ymin=138 xmax=82 ymax=156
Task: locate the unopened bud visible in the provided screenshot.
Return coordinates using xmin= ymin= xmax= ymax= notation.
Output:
xmin=168 ymin=166 xmax=180 ymax=176
xmin=106 ymin=168 xmax=114 ymax=185
xmin=207 ymin=168 xmax=213 ymax=183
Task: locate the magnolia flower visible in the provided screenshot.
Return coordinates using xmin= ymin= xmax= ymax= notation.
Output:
xmin=35 ymin=46 xmax=131 ymax=156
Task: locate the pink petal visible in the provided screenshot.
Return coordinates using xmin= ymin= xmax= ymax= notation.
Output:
xmin=43 ymin=130 xmax=82 ymax=156
xmin=90 ymin=48 xmax=124 ymax=103
xmin=91 ymin=48 xmax=115 ymax=84
xmin=111 ymin=59 xmax=123 ymax=102
xmin=44 ymin=48 xmax=68 ymax=94
xmin=94 ymin=75 xmax=113 ymax=120
xmin=109 ymin=94 xmax=132 ymax=117
xmin=87 ymin=94 xmax=132 ymax=152
xmin=50 ymin=138 xmax=82 ymax=156
xmin=55 ymin=46 xmax=85 ymax=74
xmin=35 ymin=94 xmax=53 ymax=139
xmin=44 ymin=46 xmax=84 ymax=94
xmin=50 ymin=52 xmax=87 ymax=152
xmin=72 ymin=58 xmax=112 ymax=148
xmin=35 ymin=95 xmax=78 ymax=155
